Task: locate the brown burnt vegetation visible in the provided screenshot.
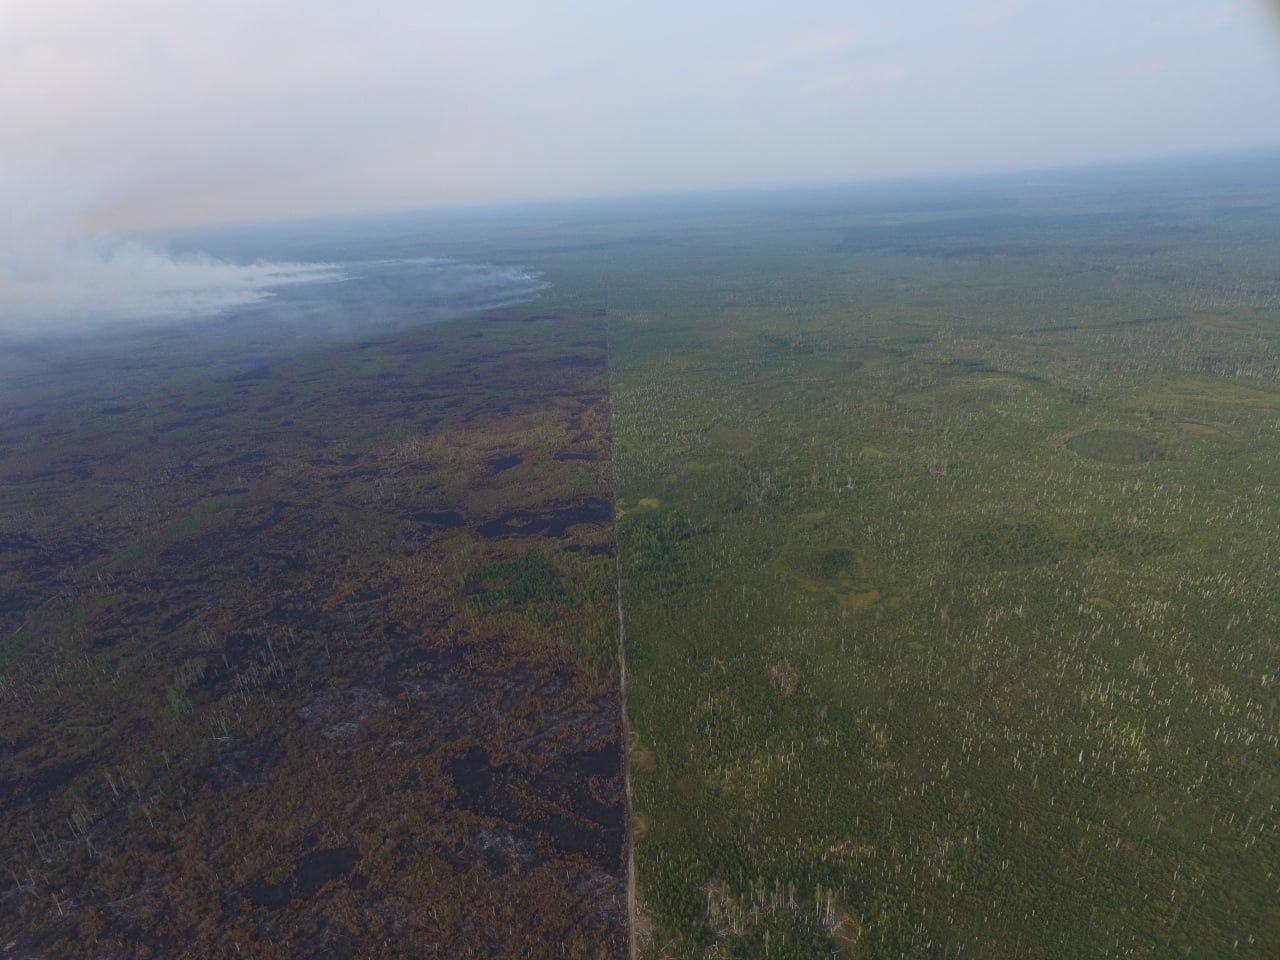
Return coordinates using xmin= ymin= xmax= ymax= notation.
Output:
xmin=0 ymin=309 xmax=625 ymax=958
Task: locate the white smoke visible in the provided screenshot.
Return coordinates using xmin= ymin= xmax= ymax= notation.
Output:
xmin=0 ymin=159 xmax=340 ymax=337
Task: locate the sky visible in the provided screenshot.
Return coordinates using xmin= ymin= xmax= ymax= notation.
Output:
xmin=1 ymin=0 xmax=1278 ymax=330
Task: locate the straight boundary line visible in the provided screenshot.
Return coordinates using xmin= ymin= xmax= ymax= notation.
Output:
xmin=602 ymin=283 xmax=637 ymax=960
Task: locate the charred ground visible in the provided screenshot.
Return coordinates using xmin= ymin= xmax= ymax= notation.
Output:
xmin=0 ymin=307 xmax=627 ymax=958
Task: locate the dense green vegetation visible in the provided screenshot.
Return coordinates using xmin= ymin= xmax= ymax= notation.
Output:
xmin=594 ymin=164 xmax=1280 ymax=957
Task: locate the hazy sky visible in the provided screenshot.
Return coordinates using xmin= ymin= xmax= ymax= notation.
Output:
xmin=1 ymin=0 xmax=1278 ymax=332
xmin=3 ymin=0 xmax=1278 ymax=231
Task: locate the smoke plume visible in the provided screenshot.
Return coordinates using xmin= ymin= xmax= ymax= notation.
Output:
xmin=0 ymin=159 xmax=340 ymax=337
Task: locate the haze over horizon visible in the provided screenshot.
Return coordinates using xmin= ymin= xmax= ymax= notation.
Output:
xmin=1 ymin=0 xmax=1277 ymax=330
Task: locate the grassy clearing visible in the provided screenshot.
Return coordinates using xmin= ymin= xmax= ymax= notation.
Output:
xmin=1066 ymin=428 xmax=1166 ymax=464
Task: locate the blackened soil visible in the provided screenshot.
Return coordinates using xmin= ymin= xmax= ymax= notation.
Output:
xmin=0 ymin=306 xmax=625 ymax=960
xmin=488 ymin=453 xmax=524 ymax=474
xmin=478 ymin=497 xmax=613 ymax=539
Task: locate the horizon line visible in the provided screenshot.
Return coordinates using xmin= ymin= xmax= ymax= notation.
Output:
xmin=155 ymin=142 xmax=1280 ymax=242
